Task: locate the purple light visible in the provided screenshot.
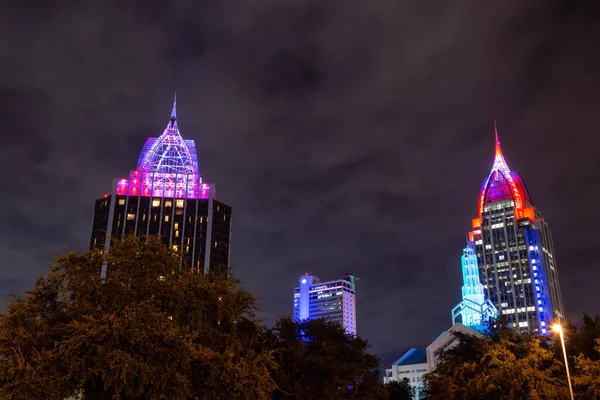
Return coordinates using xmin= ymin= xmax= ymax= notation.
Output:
xmin=114 ymin=98 xmax=212 ymax=199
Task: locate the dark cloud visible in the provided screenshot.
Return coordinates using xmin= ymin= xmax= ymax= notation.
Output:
xmin=1 ymin=0 xmax=599 ymax=360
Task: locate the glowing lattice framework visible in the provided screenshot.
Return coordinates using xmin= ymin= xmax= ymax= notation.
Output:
xmin=452 ymin=246 xmax=498 ymax=332
xmin=115 ymin=99 xmax=210 ymax=199
xmin=477 ymin=123 xmax=529 ymax=219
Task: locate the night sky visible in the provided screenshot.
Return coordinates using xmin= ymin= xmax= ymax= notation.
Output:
xmin=1 ymin=1 xmax=600 ymax=363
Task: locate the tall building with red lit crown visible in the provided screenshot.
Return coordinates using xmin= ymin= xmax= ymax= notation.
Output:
xmin=467 ymin=123 xmax=565 ymax=335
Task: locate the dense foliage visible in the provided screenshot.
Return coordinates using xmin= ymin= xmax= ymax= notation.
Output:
xmin=265 ymin=317 xmax=386 ymax=400
xmin=423 ymin=317 xmax=600 ymax=400
xmin=0 ymin=236 xmax=393 ymax=400
xmin=383 ymin=379 xmax=414 ymax=400
xmin=0 ymin=236 xmax=275 ymax=400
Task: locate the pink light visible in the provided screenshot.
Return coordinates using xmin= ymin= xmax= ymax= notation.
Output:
xmin=478 ymin=125 xmax=525 ymax=219
xmin=116 ymin=179 xmax=129 ymax=195
xmin=113 ymin=174 xmax=211 ymax=199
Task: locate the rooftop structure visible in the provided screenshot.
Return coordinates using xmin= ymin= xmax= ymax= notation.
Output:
xmin=90 ymin=95 xmax=232 ymax=275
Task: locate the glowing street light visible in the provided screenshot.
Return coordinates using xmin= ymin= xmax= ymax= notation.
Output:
xmin=552 ymin=323 xmax=574 ymax=400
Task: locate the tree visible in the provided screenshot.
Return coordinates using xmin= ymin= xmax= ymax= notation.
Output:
xmin=573 ymin=314 xmax=600 ymax=361
xmin=573 ymin=338 xmax=600 ymax=399
xmin=266 ymin=317 xmax=385 ymax=400
xmin=0 ymin=235 xmax=276 ymax=400
xmin=572 ymin=318 xmax=600 ymax=399
xmin=384 ymin=378 xmax=414 ymax=400
xmin=423 ymin=323 xmax=569 ymax=400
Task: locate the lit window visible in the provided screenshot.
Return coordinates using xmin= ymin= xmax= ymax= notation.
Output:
xmin=176 ymin=199 xmax=184 ymax=208
xmin=165 ymin=200 xmax=172 ymax=207
xmin=175 ymin=231 xmax=179 ymax=238
xmin=174 ymin=223 xmax=179 ymax=229
xmin=173 ymin=245 xmax=178 ymax=251
xmin=118 ymin=199 xmax=126 ymax=205
xmin=127 ymin=214 xmax=135 ymax=220
xmin=152 ymin=199 xmax=161 ymax=207
xmin=164 ymin=215 xmax=169 ymax=222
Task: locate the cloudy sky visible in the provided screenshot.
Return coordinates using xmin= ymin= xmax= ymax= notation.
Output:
xmin=1 ymin=1 xmax=599 ymax=362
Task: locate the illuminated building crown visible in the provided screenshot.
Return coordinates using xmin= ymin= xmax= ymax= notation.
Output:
xmin=477 ymin=121 xmax=532 ymax=219
xmin=116 ymin=94 xmax=210 ymax=199
xmin=136 ymin=93 xmax=199 ymax=176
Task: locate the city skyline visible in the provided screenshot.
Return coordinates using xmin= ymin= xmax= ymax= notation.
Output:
xmin=1 ymin=2 xmax=599 ymax=363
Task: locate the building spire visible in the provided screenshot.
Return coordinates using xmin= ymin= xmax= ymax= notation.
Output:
xmin=170 ymin=91 xmax=177 ymax=121
xmin=493 ymin=118 xmax=504 ymax=160
xmin=494 ymin=118 xmax=499 ymax=145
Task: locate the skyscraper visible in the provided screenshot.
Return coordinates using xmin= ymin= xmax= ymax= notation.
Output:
xmin=467 ymin=123 xmax=565 ymax=335
xmin=293 ymin=273 xmax=357 ymax=335
xmin=451 ymin=245 xmax=498 ymax=332
xmin=89 ymin=95 xmax=232 ymax=275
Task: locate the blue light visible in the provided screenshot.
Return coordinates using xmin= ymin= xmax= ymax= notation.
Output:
xmin=452 ymin=245 xmax=498 ymax=332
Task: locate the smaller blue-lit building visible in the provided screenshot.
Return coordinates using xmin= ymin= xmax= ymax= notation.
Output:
xmin=293 ymin=273 xmax=356 ymax=335
xmin=383 ymin=348 xmax=428 ymax=399
xmin=451 ymin=245 xmax=498 ymax=333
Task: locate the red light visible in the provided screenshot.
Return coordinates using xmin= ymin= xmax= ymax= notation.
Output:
xmin=523 ymin=207 xmax=535 ymax=220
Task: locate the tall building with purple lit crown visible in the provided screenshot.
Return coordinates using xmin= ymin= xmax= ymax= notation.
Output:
xmin=90 ymin=95 xmax=232 ymax=274
xmin=465 ymin=123 xmax=565 ymax=335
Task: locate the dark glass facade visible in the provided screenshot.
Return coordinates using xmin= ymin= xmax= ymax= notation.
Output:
xmin=90 ymin=190 xmax=231 ymax=273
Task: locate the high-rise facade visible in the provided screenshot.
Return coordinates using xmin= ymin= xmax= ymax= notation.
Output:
xmin=451 ymin=245 xmax=498 ymax=332
xmin=293 ymin=274 xmax=357 ymax=335
xmin=90 ymin=96 xmax=232 ymax=275
xmin=467 ymin=124 xmax=565 ymax=335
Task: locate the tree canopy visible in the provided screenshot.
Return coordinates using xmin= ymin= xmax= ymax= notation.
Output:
xmin=423 ymin=323 xmax=570 ymax=400
xmin=265 ymin=317 xmax=386 ymax=400
xmin=383 ymin=379 xmax=414 ymax=400
xmin=423 ymin=316 xmax=600 ymax=400
xmin=0 ymin=236 xmax=275 ymax=400
xmin=0 ymin=235 xmax=393 ymax=400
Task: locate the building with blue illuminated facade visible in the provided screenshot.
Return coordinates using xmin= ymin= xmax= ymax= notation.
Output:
xmin=293 ymin=274 xmax=357 ymax=335
xmin=466 ymin=124 xmax=565 ymax=334
xmin=451 ymin=245 xmax=498 ymax=332
xmin=89 ymin=95 xmax=232 ymax=275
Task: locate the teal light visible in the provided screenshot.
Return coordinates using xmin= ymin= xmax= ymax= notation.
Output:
xmin=451 ymin=245 xmax=498 ymax=332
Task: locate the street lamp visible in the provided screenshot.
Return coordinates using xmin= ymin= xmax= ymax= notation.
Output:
xmin=552 ymin=323 xmax=574 ymax=400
